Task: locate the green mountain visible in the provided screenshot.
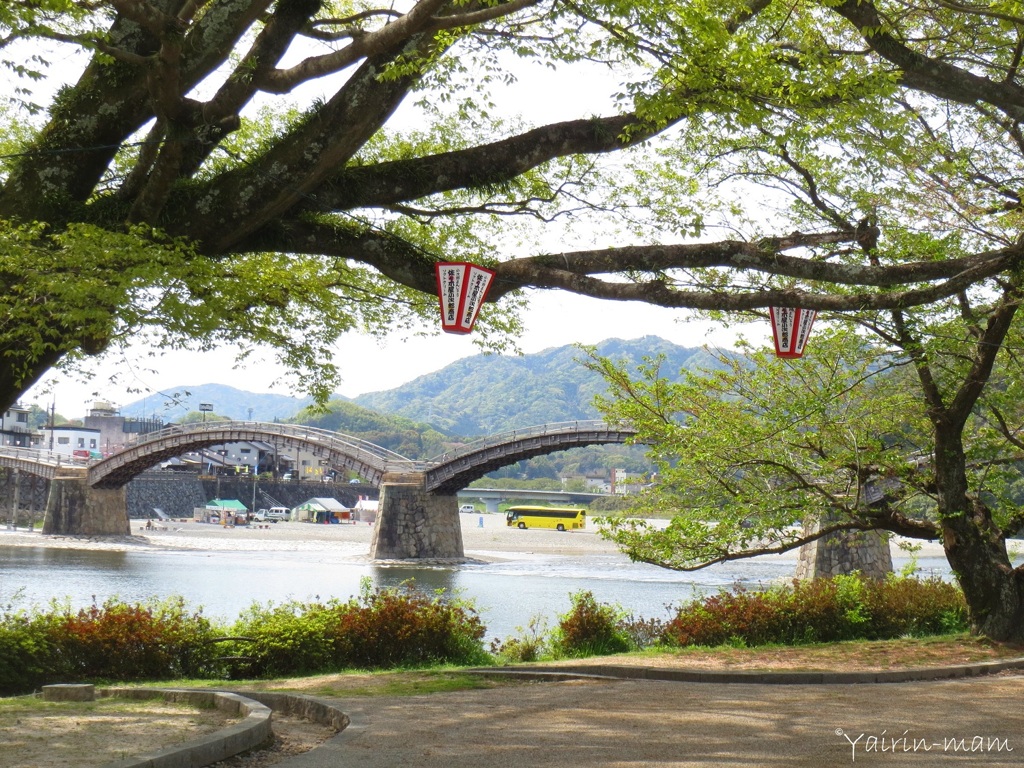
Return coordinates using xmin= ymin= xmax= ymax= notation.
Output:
xmin=289 ymin=399 xmax=452 ymax=460
xmin=352 ymin=336 xmax=723 ymax=435
xmin=116 ymin=337 xmax=724 ymax=443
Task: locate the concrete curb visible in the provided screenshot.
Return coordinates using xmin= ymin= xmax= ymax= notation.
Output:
xmin=96 ymin=688 xmax=348 ymax=768
xmin=470 ymin=655 xmax=1024 ymax=685
xmin=234 ymin=690 xmax=350 ymax=731
xmin=98 ymin=688 xmax=272 ymax=768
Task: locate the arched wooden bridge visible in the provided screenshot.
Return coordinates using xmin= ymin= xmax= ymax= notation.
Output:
xmin=0 ymin=420 xmax=637 ymax=490
xmin=0 ymin=420 xmax=638 ymax=556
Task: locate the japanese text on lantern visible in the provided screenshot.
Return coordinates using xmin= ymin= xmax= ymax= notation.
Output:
xmin=434 ymin=262 xmax=495 ymax=334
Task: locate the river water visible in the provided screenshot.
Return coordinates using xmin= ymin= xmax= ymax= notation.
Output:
xmin=0 ymin=533 xmax=952 ymax=641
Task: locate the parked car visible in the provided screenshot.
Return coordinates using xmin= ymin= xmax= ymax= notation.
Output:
xmin=255 ymin=507 xmax=289 ymax=522
xmin=459 ymin=504 xmax=476 ymax=513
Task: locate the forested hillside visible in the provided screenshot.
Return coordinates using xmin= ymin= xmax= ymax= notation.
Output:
xmin=289 ymin=400 xmax=452 ymax=460
xmin=116 ymin=337 xmax=722 ymax=471
xmin=353 ymin=337 xmax=721 ymax=435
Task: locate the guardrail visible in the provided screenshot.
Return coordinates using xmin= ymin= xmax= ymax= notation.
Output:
xmin=0 ymin=445 xmax=70 ymax=467
xmin=425 ymin=420 xmax=634 ymax=465
xmin=132 ymin=421 xmax=413 ymax=463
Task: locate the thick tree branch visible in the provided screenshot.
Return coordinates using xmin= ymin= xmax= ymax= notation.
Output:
xmin=308 ymin=114 xmax=667 ymax=211
xmin=619 ymin=515 xmax=937 ymax=572
xmin=254 ymin=0 xmax=535 ymax=94
xmin=247 ymin=217 xmax=1024 ymax=311
xmin=832 ymin=0 xmax=1024 ymax=120
xmin=948 ymin=281 xmax=1024 ymax=426
xmin=188 ymin=40 xmax=437 ymax=250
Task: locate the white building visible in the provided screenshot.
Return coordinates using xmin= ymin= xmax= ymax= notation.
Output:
xmin=0 ymin=403 xmax=33 ymax=447
xmin=38 ymin=425 xmax=103 ymax=458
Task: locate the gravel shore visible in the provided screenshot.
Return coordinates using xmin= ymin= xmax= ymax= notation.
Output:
xmin=0 ymin=511 xmax=951 ymax=563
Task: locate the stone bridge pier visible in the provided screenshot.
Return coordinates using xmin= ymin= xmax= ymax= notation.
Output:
xmin=369 ymin=472 xmax=464 ymax=560
xmin=43 ymin=473 xmax=130 ymax=536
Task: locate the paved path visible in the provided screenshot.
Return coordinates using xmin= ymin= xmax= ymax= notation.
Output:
xmin=270 ymin=668 xmax=1024 ymax=768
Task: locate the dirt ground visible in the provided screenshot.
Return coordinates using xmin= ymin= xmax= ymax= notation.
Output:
xmin=0 ymin=697 xmax=335 ymax=768
xmin=1 ymin=697 xmax=238 ymax=768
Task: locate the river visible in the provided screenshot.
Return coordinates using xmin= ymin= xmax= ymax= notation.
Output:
xmin=0 ymin=534 xmax=951 ymax=641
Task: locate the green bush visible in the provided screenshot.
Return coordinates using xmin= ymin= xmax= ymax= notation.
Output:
xmin=554 ymin=591 xmax=632 ymax=657
xmin=661 ymin=574 xmax=968 ymax=648
xmin=0 ymin=597 xmax=218 ymax=695
xmin=43 ymin=597 xmax=219 ymax=682
xmin=490 ymin=616 xmax=549 ymax=663
xmin=0 ymin=608 xmax=55 ymax=696
xmin=230 ymin=598 xmax=347 ymax=677
xmin=862 ymin=576 xmax=967 ymax=638
xmin=232 ymin=580 xmax=489 ymax=677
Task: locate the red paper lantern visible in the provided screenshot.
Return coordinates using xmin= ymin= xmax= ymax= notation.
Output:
xmin=769 ymin=307 xmax=816 ymax=358
xmin=435 ymin=262 xmax=496 ymax=334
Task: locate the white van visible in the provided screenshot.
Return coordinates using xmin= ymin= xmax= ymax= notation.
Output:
xmin=459 ymin=504 xmax=476 ymax=513
xmin=255 ymin=507 xmax=290 ymax=522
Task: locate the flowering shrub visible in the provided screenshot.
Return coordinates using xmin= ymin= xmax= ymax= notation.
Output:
xmin=661 ymin=575 xmax=968 ymax=648
xmin=0 ymin=597 xmax=217 ymax=695
xmin=232 ymin=579 xmax=489 ymax=677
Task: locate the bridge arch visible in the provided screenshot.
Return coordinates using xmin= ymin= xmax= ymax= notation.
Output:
xmin=423 ymin=421 xmax=638 ymax=493
xmin=87 ymin=422 xmax=409 ymax=489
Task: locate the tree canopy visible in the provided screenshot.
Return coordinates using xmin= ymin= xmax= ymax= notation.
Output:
xmin=3 ymin=0 xmax=1024 ymax=638
xmin=587 ymin=329 xmax=1024 ymax=569
xmin=1 ymin=0 xmax=1022 ymax=412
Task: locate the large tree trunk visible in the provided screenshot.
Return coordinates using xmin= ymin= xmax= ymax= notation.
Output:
xmin=934 ymin=426 xmax=1024 ymax=642
xmin=942 ymin=519 xmax=1024 ymax=641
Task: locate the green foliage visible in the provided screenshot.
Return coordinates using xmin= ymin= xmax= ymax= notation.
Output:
xmin=231 ymin=580 xmax=489 ymax=677
xmin=0 ymin=606 xmax=55 ymax=695
xmin=586 ymin=329 xmax=935 ymax=570
xmin=0 ymin=597 xmax=218 ymax=695
xmin=553 ymin=590 xmax=633 ymax=657
xmin=661 ymin=575 xmax=968 ymax=648
xmin=291 ymin=399 xmax=451 ymax=459
xmin=491 ymin=591 xmax=642 ymax=662
xmin=489 ymin=615 xmax=550 ymax=663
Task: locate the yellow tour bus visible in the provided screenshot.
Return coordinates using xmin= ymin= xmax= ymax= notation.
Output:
xmin=505 ymin=506 xmax=586 ymax=531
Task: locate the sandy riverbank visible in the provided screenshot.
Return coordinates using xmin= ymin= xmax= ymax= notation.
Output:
xmin=0 ymin=512 xmax=626 ymax=560
xmin=0 ymin=512 xmax=951 ymax=562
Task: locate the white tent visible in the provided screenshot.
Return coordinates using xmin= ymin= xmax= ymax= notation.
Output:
xmin=293 ymin=497 xmax=351 ymax=523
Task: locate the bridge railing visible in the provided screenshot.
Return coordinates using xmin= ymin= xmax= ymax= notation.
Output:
xmin=423 ymin=420 xmax=634 ymax=467
xmin=0 ymin=445 xmax=71 ymax=467
xmin=113 ymin=421 xmax=413 ymax=466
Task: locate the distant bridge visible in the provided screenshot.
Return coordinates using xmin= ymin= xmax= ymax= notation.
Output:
xmin=86 ymin=422 xmax=406 ymax=489
xmin=457 ymin=488 xmax=609 ymax=514
xmin=0 ymin=420 xmax=638 ymax=558
xmin=0 ymin=420 xmax=637 ymax=490
xmin=423 ymin=422 xmax=638 ymax=492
